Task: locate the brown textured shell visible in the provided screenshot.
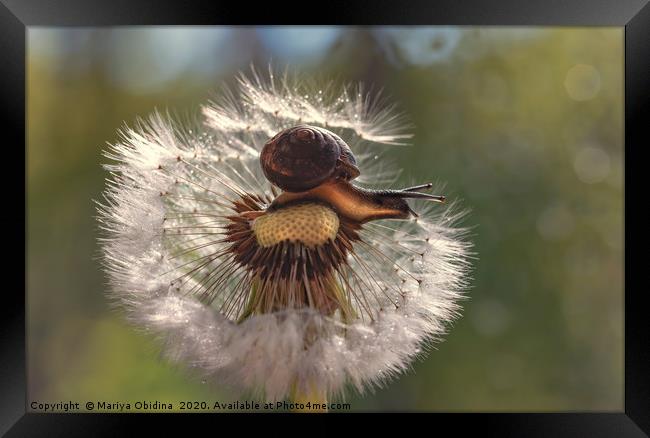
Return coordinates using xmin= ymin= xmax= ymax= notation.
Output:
xmin=260 ymin=125 xmax=360 ymax=192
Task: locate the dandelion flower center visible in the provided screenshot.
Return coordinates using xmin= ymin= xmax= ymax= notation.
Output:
xmin=220 ymin=194 xmax=360 ymax=322
xmin=253 ymin=203 xmax=340 ymax=248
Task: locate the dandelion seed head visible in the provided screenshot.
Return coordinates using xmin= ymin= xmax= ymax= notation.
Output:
xmin=97 ymin=68 xmax=472 ymax=401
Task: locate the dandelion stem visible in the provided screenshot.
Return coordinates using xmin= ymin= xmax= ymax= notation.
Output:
xmin=237 ymin=278 xmax=260 ymax=323
xmin=290 ymin=383 xmax=328 ymax=413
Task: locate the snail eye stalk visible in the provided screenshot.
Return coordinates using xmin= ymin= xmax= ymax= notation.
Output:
xmin=396 ymin=190 xmax=446 ymax=203
xmin=401 ymin=183 xmax=434 ymax=192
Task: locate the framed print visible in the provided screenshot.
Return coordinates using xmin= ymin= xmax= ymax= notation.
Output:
xmin=4 ymin=0 xmax=649 ymax=435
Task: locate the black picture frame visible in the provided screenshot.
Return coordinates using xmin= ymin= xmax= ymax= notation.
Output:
xmin=4 ymin=0 xmax=649 ymax=435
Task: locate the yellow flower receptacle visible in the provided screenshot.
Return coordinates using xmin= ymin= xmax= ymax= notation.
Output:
xmin=253 ymin=203 xmax=339 ymax=248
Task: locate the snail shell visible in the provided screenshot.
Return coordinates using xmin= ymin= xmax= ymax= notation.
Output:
xmin=260 ymin=125 xmax=360 ymax=192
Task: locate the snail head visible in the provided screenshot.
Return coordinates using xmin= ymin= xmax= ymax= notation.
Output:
xmin=364 ymin=183 xmax=446 ymax=221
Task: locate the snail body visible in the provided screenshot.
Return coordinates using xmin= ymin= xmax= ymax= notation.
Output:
xmin=260 ymin=125 xmax=444 ymax=224
xmin=268 ymin=180 xmax=444 ymax=223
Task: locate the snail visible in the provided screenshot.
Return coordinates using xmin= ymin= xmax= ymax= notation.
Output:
xmin=260 ymin=125 xmax=445 ymax=223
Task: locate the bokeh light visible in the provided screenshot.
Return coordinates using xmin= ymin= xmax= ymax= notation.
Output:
xmin=375 ymin=27 xmax=462 ymax=65
xmin=256 ymin=27 xmax=342 ymax=64
xmin=573 ymin=145 xmax=611 ymax=184
xmin=105 ymin=27 xmax=239 ymax=93
xmin=537 ymin=203 xmax=576 ymax=241
xmin=564 ymin=64 xmax=602 ymax=101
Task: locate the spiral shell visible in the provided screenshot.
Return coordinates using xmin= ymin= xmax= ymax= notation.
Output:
xmin=260 ymin=125 xmax=360 ymax=192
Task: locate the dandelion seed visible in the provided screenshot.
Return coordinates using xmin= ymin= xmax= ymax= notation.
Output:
xmin=97 ymin=69 xmax=472 ymax=406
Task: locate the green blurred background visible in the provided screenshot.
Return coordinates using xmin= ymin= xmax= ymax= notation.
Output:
xmin=27 ymin=26 xmax=623 ymax=411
